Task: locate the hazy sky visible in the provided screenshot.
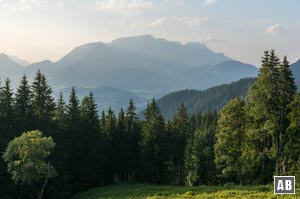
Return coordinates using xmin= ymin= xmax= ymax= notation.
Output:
xmin=0 ymin=0 xmax=299 ymax=66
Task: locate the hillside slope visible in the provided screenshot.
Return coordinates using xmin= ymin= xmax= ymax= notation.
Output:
xmin=156 ymin=78 xmax=255 ymax=120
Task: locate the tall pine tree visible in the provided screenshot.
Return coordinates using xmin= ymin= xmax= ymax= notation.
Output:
xmin=171 ymin=104 xmax=190 ymax=185
xmin=140 ymin=98 xmax=168 ymax=183
xmin=277 ymin=56 xmax=296 ymax=174
xmin=125 ymin=99 xmax=140 ymax=181
xmin=80 ymin=93 xmax=104 ymax=187
xmin=31 ymin=70 xmax=55 ymax=132
xmin=15 ymin=74 xmax=33 ymax=133
xmin=246 ymin=50 xmax=281 ymax=182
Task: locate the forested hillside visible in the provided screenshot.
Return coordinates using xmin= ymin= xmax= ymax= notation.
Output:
xmin=0 ymin=50 xmax=299 ymax=199
xmin=156 ymin=78 xmax=255 ymax=120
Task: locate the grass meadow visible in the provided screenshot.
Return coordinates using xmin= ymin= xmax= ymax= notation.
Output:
xmin=72 ymin=183 xmax=298 ymax=199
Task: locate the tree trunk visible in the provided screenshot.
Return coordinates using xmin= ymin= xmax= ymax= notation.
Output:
xmin=38 ymin=177 xmax=48 ymax=199
xmin=38 ymin=162 xmax=50 ymax=199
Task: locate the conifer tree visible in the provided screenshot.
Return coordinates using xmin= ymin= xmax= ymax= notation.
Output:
xmin=116 ymin=108 xmax=126 ymax=180
xmin=246 ymin=50 xmax=281 ymax=182
xmin=0 ymin=78 xmax=15 ymax=136
xmin=278 ymin=56 xmax=296 ymax=174
xmin=140 ymin=98 xmax=167 ymax=183
xmin=15 ymin=74 xmax=33 ymax=132
xmin=171 ymin=104 xmax=190 ymax=185
xmin=100 ymin=110 xmax=106 ymax=133
xmin=31 ymin=70 xmax=55 ymax=132
xmin=284 ymin=94 xmax=300 ymax=179
xmin=66 ymin=87 xmax=81 ymax=131
xmin=0 ymin=79 xmax=17 ymax=198
xmin=80 ymin=93 xmax=104 ymax=187
xmin=64 ymin=87 xmax=82 ymax=190
xmin=125 ymin=99 xmax=140 ymax=181
xmin=104 ymin=107 xmax=117 ymax=182
xmin=54 ymin=92 xmax=66 ymax=129
xmin=185 ymin=111 xmax=218 ymax=186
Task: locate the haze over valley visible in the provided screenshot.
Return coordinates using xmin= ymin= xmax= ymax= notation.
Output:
xmin=0 ymin=34 xmax=263 ymax=113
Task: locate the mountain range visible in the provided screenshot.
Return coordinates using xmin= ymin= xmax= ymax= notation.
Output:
xmin=0 ymin=34 xmax=297 ymax=113
xmin=0 ymin=35 xmax=259 ymax=91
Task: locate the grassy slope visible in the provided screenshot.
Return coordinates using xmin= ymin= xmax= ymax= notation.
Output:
xmin=72 ymin=183 xmax=297 ymax=199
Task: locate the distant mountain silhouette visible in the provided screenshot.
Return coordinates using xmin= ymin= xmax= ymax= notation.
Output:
xmin=8 ymin=55 xmax=30 ymax=67
xmin=0 ymin=53 xmax=23 ymax=80
xmin=0 ymin=35 xmax=268 ymax=112
xmin=111 ymin=34 xmax=230 ymax=66
xmin=183 ymin=60 xmax=258 ymax=89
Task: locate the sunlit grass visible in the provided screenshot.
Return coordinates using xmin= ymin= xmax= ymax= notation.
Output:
xmin=72 ymin=183 xmax=297 ymax=199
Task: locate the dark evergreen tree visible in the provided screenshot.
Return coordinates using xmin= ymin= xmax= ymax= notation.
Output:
xmin=64 ymin=87 xmax=82 ymax=191
xmin=0 ymin=78 xmax=15 ymax=135
xmin=100 ymin=110 xmax=106 ymax=133
xmin=80 ymin=93 xmax=104 ymax=187
xmin=185 ymin=111 xmax=218 ymax=186
xmin=139 ymin=98 xmax=168 ymax=183
xmin=125 ymin=99 xmax=140 ymax=181
xmin=116 ymin=108 xmax=126 ymax=180
xmin=31 ymin=70 xmax=55 ymax=132
xmin=104 ymin=107 xmax=117 ymax=182
xmin=0 ymin=79 xmax=18 ymax=198
xmin=171 ymin=104 xmax=190 ymax=185
xmin=15 ymin=74 xmax=33 ymax=132
xmin=54 ymin=92 xmax=66 ymax=129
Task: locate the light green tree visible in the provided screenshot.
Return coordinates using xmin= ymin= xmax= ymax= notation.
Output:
xmin=2 ymin=130 xmax=56 ymax=199
xmin=283 ymin=94 xmax=300 ymax=180
xmin=214 ymin=98 xmax=246 ymax=184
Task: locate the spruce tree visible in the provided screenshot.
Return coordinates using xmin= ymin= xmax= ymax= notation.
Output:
xmin=185 ymin=111 xmax=218 ymax=186
xmin=15 ymin=74 xmax=33 ymax=132
xmin=104 ymin=107 xmax=117 ymax=182
xmin=116 ymin=108 xmax=126 ymax=180
xmin=0 ymin=78 xmax=15 ymax=136
xmin=278 ymin=56 xmax=296 ymax=174
xmin=0 ymin=79 xmax=17 ymax=198
xmin=80 ymin=93 xmax=104 ymax=187
xmin=100 ymin=110 xmax=106 ymax=133
xmin=171 ymin=104 xmax=190 ymax=185
xmin=140 ymin=98 xmax=167 ymax=183
xmin=31 ymin=70 xmax=55 ymax=132
xmin=64 ymin=87 xmax=82 ymax=191
xmin=125 ymin=99 xmax=140 ymax=181
xmin=246 ymin=50 xmax=281 ymax=182
xmin=284 ymin=94 xmax=300 ymax=179
xmin=54 ymin=92 xmax=66 ymax=129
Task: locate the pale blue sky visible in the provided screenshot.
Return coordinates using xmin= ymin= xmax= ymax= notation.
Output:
xmin=0 ymin=0 xmax=299 ymax=65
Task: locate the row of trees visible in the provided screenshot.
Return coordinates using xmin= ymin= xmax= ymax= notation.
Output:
xmin=0 ymin=70 xmax=217 ymax=199
xmin=215 ymin=50 xmax=300 ymax=184
xmin=1 ymin=50 xmax=300 ymax=199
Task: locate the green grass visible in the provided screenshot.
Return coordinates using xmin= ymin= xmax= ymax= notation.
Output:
xmin=72 ymin=183 xmax=299 ymax=199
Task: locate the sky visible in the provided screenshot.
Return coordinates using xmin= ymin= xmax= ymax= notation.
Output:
xmin=0 ymin=0 xmax=299 ymax=66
